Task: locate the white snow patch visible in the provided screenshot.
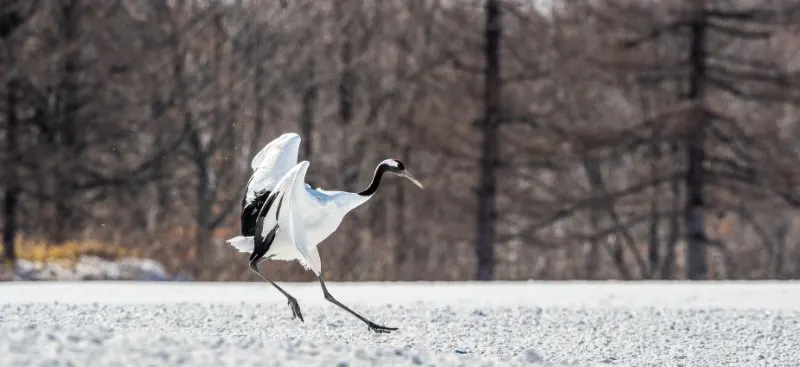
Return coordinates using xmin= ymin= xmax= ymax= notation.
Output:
xmin=2 ymin=280 xmax=800 ymax=309
xmin=10 ymin=256 xmax=175 ymax=281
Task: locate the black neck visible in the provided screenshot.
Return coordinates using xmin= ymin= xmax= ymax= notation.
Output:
xmin=358 ymin=164 xmax=389 ymax=196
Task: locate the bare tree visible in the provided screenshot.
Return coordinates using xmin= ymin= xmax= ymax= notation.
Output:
xmin=0 ymin=0 xmax=29 ymax=265
xmin=474 ymin=0 xmax=502 ymax=280
xmin=4 ymin=0 xmax=800 ymax=282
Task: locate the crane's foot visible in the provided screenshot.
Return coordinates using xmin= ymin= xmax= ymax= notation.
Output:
xmin=366 ymin=321 xmax=397 ymax=333
xmin=287 ymin=297 xmax=304 ymax=322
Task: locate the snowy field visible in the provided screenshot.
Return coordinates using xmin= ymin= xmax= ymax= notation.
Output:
xmin=2 ymin=281 xmax=800 ymax=366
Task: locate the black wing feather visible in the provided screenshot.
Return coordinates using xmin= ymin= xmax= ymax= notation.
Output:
xmin=250 ymin=190 xmax=283 ymax=263
xmin=241 ymin=190 xmax=270 ymax=236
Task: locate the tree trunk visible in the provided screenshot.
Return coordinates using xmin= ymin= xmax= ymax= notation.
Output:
xmin=647 ymin=142 xmax=661 ymax=278
xmin=1 ymin=0 xmax=26 ymax=266
xmin=475 ymin=0 xmax=501 ymax=281
xmin=192 ymin=139 xmax=212 ymax=274
xmin=2 ymin=187 xmax=17 ymax=264
xmin=3 ymin=78 xmax=19 ymax=264
xmin=661 ymin=162 xmax=681 ymax=279
xmin=52 ymin=0 xmax=81 ymax=244
xmin=337 ymin=0 xmax=357 ymax=187
xmin=150 ymin=98 xmax=172 ymax=233
xmin=300 ymin=58 xmax=317 ymax=161
xmin=685 ymin=4 xmax=709 ymax=280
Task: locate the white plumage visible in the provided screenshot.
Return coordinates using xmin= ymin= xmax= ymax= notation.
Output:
xmin=246 ymin=132 xmax=301 ymax=204
xmin=225 ymin=132 xmax=424 ymax=333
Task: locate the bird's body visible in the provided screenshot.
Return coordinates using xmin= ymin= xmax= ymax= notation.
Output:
xmin=230 ymin=173 xmax=370 ymax=271
xmin=229 ymin=166 xmax=372 ymax=265
xmin=226 ymin=132 xmax=424 ymax=333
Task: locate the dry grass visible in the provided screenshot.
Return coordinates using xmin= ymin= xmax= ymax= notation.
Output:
xmin=1 ymin=237 xmax=140 ymax=266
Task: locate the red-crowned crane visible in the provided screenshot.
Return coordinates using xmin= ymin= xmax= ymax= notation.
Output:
xmin=226 ymin=132 xmax=424 ymax=333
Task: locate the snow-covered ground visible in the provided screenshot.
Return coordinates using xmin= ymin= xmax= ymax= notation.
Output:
xmin=10 ymin=256 xmax=181 ymax=281
xmin=2 ymin=281 xmax=800 ymax=366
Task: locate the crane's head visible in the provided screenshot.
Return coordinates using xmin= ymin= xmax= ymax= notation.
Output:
xmin=381 ymin=158 xmax=424 ymax=190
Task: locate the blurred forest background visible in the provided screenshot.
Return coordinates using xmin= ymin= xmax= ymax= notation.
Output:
xmin=2 ymin=0 xmax=800 ymax=282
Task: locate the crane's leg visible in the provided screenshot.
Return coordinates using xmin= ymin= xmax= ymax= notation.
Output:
xmin=250 ymin=260 xmax=304 ymax=322
xmin=316 ymin=272 xmax=397 ymax=333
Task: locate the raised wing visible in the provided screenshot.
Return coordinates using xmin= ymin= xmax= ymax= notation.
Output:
xmin=245 ymin=132 xmax=302 ymax=205
xmin=254 ymin=160 xmax=322 ymax=275
xmin=239 ymin=132 xmax=301 ymax=237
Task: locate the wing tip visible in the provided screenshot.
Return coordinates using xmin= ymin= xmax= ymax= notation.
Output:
xmin=251 ymin=132 xmax=302 ymax=170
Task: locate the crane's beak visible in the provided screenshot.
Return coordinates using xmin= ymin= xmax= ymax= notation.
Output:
xmin=402 ymin=170 xmax=425 ymax=189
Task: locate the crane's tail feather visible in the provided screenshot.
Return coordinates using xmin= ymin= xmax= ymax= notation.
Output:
xmin=226 ymin=236 xmax=254 ymax=253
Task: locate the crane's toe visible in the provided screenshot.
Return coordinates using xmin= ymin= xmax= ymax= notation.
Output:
xmin=367 ymin=322 xmax=398 ymax=333
xmin=287 ymin=297 xmax=304 ymax=322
